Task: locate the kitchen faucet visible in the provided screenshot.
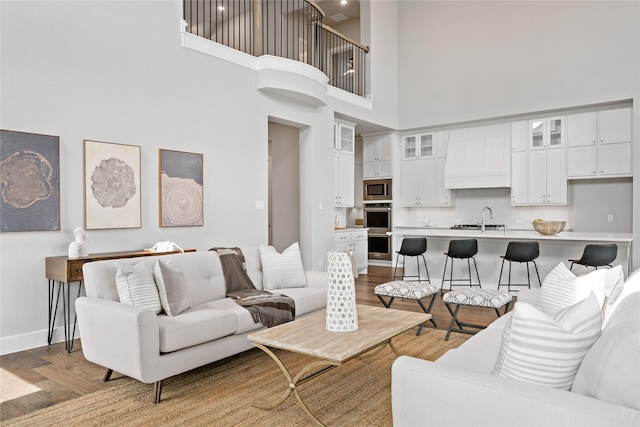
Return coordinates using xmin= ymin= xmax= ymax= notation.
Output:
xmin=480 ymin=206 xmax=493 ymax=233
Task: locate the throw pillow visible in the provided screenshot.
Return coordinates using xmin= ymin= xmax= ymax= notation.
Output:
xmin=493 ymin=293 xmax=602 ymax=390
xmin=536 ymin=262 xmax=606 ymax=315
xmin=260 ymin=242 xmax=307 ymax=290
xmin=153 ymin=258 xmax=191 ymax=316
xmin=602 ymin=265 xmax=624 ymax=319
xmin=115 ymin=261 xmax=162 ymax=314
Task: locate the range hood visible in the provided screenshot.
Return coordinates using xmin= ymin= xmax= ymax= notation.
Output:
xmin=444 ymin=123 xmax=511 ymax=189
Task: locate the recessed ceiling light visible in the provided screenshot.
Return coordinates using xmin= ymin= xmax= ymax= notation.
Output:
xmin=340 ymin=0 xmax=348 ymax=5
xmin=218 ymin=5 xmax=225 ymax=11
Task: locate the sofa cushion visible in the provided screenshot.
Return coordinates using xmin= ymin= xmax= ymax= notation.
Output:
xmin=277 ymin=287 xmax=327 ymax=316
xmin=572 ymin=291 xmax=640 ymax=410
xmin=157 ymin=304 xmax=237 ymax=353
xmin=154 ymin=259 xmax=191 ymax=316
xmin=493 ymin=293 xmax=602 ymax=390
xmin=536 ymin=263 xmax=606 ymax=315
xmin=201 ymin=298 xmax=264 ymax=334
xmin=436 ymin=327 xmax=504 ymax=374
xmin=260 ymin=242 xmax=307 ymax=290
xmin=114 ymin=261 xmax=162 ymax=314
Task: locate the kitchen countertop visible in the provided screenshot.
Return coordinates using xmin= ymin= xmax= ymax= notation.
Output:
xmin=394 ymin=226 xmax=636 ymax=244
xmin=335 ymin=227 xmax=368 ymax=232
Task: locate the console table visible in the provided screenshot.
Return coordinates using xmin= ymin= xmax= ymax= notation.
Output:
xmin=45 ymin=248 xmax=195 ymax=352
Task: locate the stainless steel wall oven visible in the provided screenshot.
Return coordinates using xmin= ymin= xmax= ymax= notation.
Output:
xmin=364 ymin=202 xmax=392 ymax=260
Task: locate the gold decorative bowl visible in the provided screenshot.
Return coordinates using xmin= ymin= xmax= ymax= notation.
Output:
xmin=533 ymin=220 xmax=566 ymax=235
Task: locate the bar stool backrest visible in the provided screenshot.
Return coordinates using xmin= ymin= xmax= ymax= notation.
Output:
xmin=447 ymin=239 xmax=478 ymax=259
xmin=504 ymin=241 xmax=539 ymax=263
xmin=579 ymin=244 xmax=618 ymax=267
xmin=399 ymin=238 xmax=427 ymax=256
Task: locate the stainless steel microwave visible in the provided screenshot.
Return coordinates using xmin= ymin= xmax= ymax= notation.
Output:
xmin=363 ymin=179 xmax=392 ymax=201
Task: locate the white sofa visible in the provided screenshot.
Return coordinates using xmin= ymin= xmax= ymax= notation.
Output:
xmin=392 ymin=268 xmax=640 ymax=426
xmin=76 ymin=248 xmax=327 ymax=402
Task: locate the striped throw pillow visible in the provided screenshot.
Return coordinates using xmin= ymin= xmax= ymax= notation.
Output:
xmin=260 ymin=242 xmax=307 ymax=290
xmin=115 ymin=262 xmax=162 ymax=314
xmin=493 ymin=293 xmax=602 ymax=390
xmin=536 ymin=262 xmax=606 ymax=316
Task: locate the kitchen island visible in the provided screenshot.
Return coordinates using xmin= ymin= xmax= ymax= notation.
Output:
xmin=393 ymin=226 xmax=635 ymax=288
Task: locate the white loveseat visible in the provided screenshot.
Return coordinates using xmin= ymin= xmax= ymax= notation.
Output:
xmin=392 ymin=267 xmax=640 ymax=426
xmin=76 ymin=247 xmax=327 ymax=402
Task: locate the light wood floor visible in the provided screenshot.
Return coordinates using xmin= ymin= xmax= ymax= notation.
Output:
xmin=0 ymin=265 xmax=512 ymax=422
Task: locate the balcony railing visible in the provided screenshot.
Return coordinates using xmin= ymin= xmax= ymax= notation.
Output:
xmin=183 ymin=0 xmax=368 ymax=97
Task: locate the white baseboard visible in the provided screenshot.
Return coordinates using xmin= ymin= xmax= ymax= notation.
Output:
xmin=0 ymin=326 xmax=80 ymax=355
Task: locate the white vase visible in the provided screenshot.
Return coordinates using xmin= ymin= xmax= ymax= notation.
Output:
xmin=326 ymin=251 xmax=358 ymax=332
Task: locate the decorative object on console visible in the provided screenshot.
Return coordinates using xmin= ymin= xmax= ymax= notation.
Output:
xmin=326 ymin=251 xmax=358 ymax=332
xmin=159 ymin=149 xmax=203 ymax=227
xmin=532 ymin=219 xmax=566 ymax=235
xmin=0 ymin=129 xmax=60 ymax=232
xmin=84 ymin=140 xmax=141 ymax=230
xmin=68 ymin=226 xmax=89 ymax=258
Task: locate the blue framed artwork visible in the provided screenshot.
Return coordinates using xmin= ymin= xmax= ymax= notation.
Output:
xmin=0 ymin=130 xmax=60 ymax=232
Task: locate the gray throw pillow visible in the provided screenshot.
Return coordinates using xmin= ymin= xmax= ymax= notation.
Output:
xmin=153 ymin=258 xmax=191 ymax=316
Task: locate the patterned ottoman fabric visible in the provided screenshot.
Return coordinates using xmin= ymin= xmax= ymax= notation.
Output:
xmin=443 ymin=289 xmax=512 ymax=308
xmin=375 ymin=281 xmax=439 ymax=300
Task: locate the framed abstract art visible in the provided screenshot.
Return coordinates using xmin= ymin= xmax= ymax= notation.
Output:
xmin=84 ymin=140 xmax=141 ymax=230
xmin=0 ymin=130 xmax=60 ymax=232
xmin=159 ymin=149 xmax=203 ymax=227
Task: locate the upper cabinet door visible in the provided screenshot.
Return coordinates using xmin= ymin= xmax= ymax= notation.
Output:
xmin=338 ymin=123 xmax=355 ymax=154
xmin=511 ymin=121 xmax=527 ymax=151
xmin=567 ymin=112 xmax=597 ymax=147
xmin=529 ymin=117 xmax=564 ymax=149
xmin=403 ymin=135 xmax=417 ymax=159
xmin=598 ymin=107 xmax=632 ymax=144
xmin=419 ymin=133 xmax=434 ymax=158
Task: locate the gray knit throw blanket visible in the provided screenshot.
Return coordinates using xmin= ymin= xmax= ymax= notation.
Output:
xmin=210 ymin=247 xmax=295 ymax=327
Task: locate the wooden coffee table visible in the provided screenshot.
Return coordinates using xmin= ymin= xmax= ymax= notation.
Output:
xmin=247 ymin=304 xmax=430 ymax=426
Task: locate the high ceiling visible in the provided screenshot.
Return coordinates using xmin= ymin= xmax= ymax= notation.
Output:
xmin=316 ymin=0 xmax=360 ymax=25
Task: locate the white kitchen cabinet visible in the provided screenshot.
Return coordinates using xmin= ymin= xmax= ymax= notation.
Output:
xmin=527 ymin=148 xmax=566 ymax=205
xmin=567 ymin=146 xmax=597 ymax=177
xmin=334 ymin=151 xmax=355 ymax=207
xmin=363 ymin=161 xmax=392 ymax=179
xmin=434 ymin=130 xmax=450 ymax=158
xmin=334 ymin=229 xmax=368 ymax=273
xmin=510 ymin=151 xmax=528 ymax=205
xmin=334 ymin=120 xmax=355 ymax=154
xmin=363 ymin=134 xmax=392 ymax=162
xmin=403 ymin=133 xmax=434 ymax=159
xmin=598 ymin=143 xmax=632 ymax=176
xmin=363 ymin=134 xmax=392 ymax=178
xmin=511 ymin=121 xmax=528 ymax=152
xmin=567 ymin=107 xmax=632 ymax=178
xmin=435 ymin=157 xmax=454 ymax=206
xmin=529 ymin=116 xmax=564 ymax=149
xmin=401 ymin=157 xmax=436 ymax=206
xmin=599 ymin=107 xmax=632 ymax=145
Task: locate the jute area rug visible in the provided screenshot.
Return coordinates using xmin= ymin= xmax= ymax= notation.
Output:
xmin=4 ymin=328 xmax=469 ymax=427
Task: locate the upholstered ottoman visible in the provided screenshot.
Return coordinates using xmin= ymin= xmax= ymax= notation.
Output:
xmin=374 ymin=281 xmax=438 ymax=335
xmin=442 ymin=289 xmax=512 ymax=341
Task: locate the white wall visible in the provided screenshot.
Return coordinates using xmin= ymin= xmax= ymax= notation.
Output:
xmin=0 ymin=0 xmax=336 ymax=354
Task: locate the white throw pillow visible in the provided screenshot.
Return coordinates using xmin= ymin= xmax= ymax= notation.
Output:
xmin=153 ymin=258 xmax=191 ymax=316
xmin=493 ymin=293 xmax=602 ymax=390
xmin=536 ymin=262 xmax=606 ymax=316
xmin=115 ymin=261 xmax=162 ymax=314
xmin=260 ymin=242 xmax=307 ymax=290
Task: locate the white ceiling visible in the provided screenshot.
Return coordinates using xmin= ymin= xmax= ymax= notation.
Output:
xmin=316 ymin=0 xmax=360 ymax=25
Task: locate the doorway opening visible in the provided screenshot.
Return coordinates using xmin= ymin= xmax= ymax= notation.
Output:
xmin=268 ymin=122 xmax=301 ymax=252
